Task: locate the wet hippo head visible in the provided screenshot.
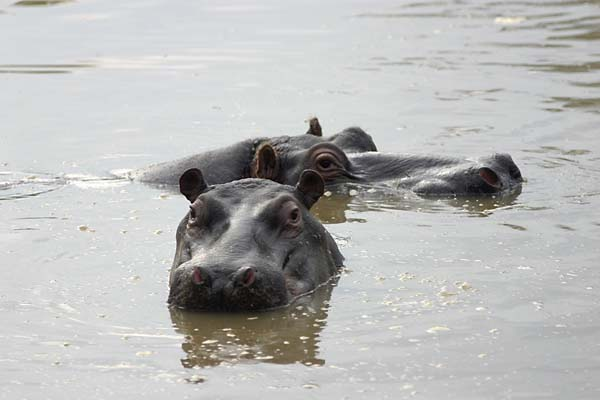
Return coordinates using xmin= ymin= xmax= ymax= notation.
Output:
xmin=168 ymin=168 xmax=343 ymax=311
xmin=408 ymin=152 xmax=523 ymax=195
xmin=471 ymin=153 xmax=523 ymax=193
xmin=345 ymin=151 xmax=524 ymax=196
xmin=251 ymin=141 xmax=358 ymax=187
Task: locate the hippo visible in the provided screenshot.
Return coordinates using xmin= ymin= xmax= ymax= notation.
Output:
xmin=168 ymin=167 xmax=344 ymax=311
xmin=132 ymin=118 xmax=377 ymax=186
xmin=133 ymin=118 xmax=523 ymax=196
xmin=245 ymin=142 xmax=523 ymax=196
xmin=329 ymin=151 xmax=523 ymax=196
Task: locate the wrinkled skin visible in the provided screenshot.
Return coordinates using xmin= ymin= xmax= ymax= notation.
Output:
xmin=132 ymin=118 xmax=377 ymax=186
xmin=168 ymin=167 xmax=343 ymax=311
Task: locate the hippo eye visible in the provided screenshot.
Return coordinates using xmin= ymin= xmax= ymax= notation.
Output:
xmin=290 ymin=208 xmax=300 ymax=223
xmin=315 ymin=154 xmax=338 ymax=171
xmin=279 ymin=200 xmax=303 ymax=237
xmin=318 ymin=158 xmax=333 ymax=169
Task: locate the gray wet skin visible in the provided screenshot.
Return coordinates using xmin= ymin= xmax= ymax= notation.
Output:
xmin=345 ymin=152 xmax=524 ymax=196
xmin=133 ymin=118 xmax=522 ymax=196
xmin=133 ymin=118 xmax=377 ymax=186
xmin=168 ymin=167 xmax=344 ymax=311
xmin=250 ymin=142 xmax=523 ymax=196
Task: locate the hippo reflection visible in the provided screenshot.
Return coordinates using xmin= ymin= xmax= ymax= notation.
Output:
xmin=168 ymin=167 xmax=343 ymax=311
xmin=133 ymin=119 xmax=523 ymax=197
xmin=311 ymin=184 xmax=523 ymax=224
xmin=170 ymin=282 xmax=335 ymax=368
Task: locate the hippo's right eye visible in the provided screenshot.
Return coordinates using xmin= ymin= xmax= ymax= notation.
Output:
xmin=290 ymin=208 xmax=300 ymax=223
xmin=279 ymin=200 xmax=303 ymax=238
xmin=188 ymin=200 xmax=204 ymax=226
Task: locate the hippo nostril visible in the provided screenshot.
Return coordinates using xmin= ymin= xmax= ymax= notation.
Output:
xmin=478 ymin=167 xmax=501 ymax=189
xmin=192 ymin=267 xmax=209 ymax=286
xmin=509 ymin=165 xmax=523 ymax=181
xmin=234 ymin=266 xmax=256 ymax=288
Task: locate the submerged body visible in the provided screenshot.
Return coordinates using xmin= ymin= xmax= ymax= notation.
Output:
xmin=168 ymin=168 xmax=343 ymax=311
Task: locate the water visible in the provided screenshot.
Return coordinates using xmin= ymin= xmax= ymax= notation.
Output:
xmin=1 ymin=0 xmax=600 ymax=398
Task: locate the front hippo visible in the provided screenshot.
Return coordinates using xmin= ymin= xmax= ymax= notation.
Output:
xmin=168 ymin=168 xmax=343 ymax=311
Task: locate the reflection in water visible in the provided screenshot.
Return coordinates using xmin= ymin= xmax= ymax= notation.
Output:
xmin=170 ymin=282 xmax=336 ymax=368
xmin=0 ymin=64 xmax=93 ymax=74
xmin=13 ymin=0 xmax=73 ymax=6
xmin=548 ymin=96 xmax=600 ymax=113
xmin=358 ymin=0 xmax=600 ymax=116
xmin=311 ymin=184 xmax=523 ymax=223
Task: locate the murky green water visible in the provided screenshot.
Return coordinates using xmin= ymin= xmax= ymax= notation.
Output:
xmin=2 ymin=0 xmax=599 ymax=398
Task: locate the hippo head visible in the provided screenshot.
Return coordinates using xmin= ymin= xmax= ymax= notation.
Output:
xmin=168 ymin=168 xmax=343 ymax=311
xmin=409 ymin=153 xmax=524 ymax=195
xmin=251 ymin=141 xmax=359 ymax=187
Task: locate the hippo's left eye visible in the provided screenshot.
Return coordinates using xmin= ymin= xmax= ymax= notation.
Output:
xmin=318 ymin=158 xmax=333 ymax=169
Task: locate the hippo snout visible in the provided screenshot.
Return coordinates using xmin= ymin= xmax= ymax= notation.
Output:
xmin=170 ymin=263 xmax=289 ymax=311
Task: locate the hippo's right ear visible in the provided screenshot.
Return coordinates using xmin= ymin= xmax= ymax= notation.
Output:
xmin=252 ymin=143 xmax=280 ymax=181
xmin=295 ymin=169 xmax=325 ymax=209
xmin=179 ymin=168 xmax=208 ymax=202
xmin=305 ymin=117 xmax=322 ymax=137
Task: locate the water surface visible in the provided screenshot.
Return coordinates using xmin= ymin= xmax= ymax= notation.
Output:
xmin=1 ymin=0 xmax=599 ymax=398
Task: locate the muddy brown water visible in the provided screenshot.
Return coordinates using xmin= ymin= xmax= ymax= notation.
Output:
xmin=1 ymin=0 xmax=600 ymax=398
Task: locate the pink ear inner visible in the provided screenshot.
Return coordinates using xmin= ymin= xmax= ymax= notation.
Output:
xmin=479 ymin=168 xmax=501 ymax=188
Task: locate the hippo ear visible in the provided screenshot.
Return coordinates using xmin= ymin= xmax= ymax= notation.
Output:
xmin=253 ymin=143 xmax=280 ymax=181
xmin=305 ymin=117 xmax=322 ymax=137
xmin=479 ymin=167 xmax=501 ymax=189
xmin=179 ymin=168 xmax=207 ymax=202
xmin=295 ymin=169 xmax=325 ymax=209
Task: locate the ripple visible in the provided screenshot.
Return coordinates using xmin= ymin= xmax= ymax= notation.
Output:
xmin=0 ymin=63 xmax=93 ymax=74
xmin=548 ymin=97 xmax=600 ymax=113
xmin=13 ymin=0 xmax=73 ymax=6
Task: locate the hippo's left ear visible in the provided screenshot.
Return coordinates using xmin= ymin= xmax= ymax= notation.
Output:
xmin=179 ymin=168 xmax=208 ymax=202
xmin=252 ymin=143 xmax=280 ymax=181
xmin=295 ymin=169 xmax=325 ymax=209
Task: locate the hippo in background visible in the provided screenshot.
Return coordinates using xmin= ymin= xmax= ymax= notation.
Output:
xmin=133 ymin=118 xmax=523 ymax=197
xmin=132 ymin=118 xmax=377 ymax=186
xmin=330 ymin=151 xmax=523 ymax=196
xmin=245 ymin=124 xmax=523 ymax=196
xmin=168 ymin=167 xmax=343 ymax=311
